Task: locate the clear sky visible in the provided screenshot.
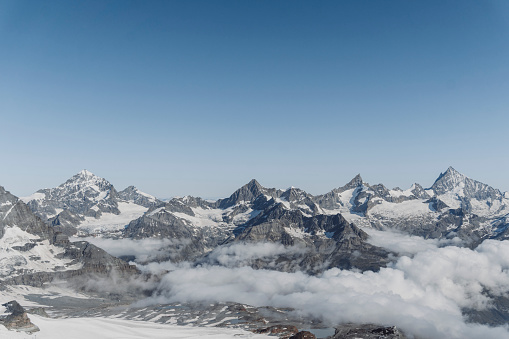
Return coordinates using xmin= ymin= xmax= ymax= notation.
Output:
xmin=1 ymin=0 xmax=508 ymax=198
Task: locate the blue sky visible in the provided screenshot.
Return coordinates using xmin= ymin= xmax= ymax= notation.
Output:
xmin=1 ymin=0 xmax=508 ymax=198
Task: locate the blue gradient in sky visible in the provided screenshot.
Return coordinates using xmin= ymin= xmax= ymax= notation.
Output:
xmin=1 ymin=0 xmax=508 ymax=198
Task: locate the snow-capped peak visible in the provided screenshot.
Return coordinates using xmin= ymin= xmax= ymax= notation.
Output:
xmin=72 ymin=169 xmax=103 ymax=183
xmin=430 ymin=167 xmax=467 ymax=194
xmin=65 ymin=170 xmax=110 ymax=188
xmin=78 ymin=169 xmax=94 ymax=177
xmin=436 ymin=166 xmax=465 ymax=183
xmin=430 ymin=167 xmax=502 ymax=205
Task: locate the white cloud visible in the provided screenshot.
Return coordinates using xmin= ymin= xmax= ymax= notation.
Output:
xmin=202 ymin=242 xmax=306 ymax=267
xmin=364 ymin=228 xmax=463 ymax=255
xmin=75 ymin=237 xmax=190 ymax=263
xmin=140 ymin=240 xmax=509 ymax=339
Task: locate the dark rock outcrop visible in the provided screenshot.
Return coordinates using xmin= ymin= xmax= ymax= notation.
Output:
xmin=331 ymin=324 xmax=407 ymax=338
xmin=0 ymin=300 xmax=39 ymax=333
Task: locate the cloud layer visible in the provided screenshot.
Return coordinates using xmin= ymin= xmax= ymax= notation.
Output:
xmin=77 ymin=237 xmax=190 ymax=263
xmin=142 ymin=239 xmax=509 ymax=339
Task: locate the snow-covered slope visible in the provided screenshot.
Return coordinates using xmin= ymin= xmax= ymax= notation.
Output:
xmin=0 ymin=185 xmax=139 ymax=287
xmin=22 ymin=170 xmax=162 ymax=236
xmin=0 ymin=226 xmax=82 ymax=277
xmin=0 ymin=314 xmax=271 ymax=339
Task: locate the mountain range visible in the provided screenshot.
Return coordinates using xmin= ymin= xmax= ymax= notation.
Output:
xmin=11 ymin=166 xmax=508 ymax=272
xmin=1 ymin=167 xmax=509 ymax=338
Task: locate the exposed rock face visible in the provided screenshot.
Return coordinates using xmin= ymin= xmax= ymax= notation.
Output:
xmin=289 ymin=331 xmax=316 ymax=339
xmin=331 ymin=324 xmax=407 ymax=339
xmin=48 ymin=209 xmax=84 ymax=236
xmin=254 ymin=324 xmax=299 ymax=337
xmin=0 ymin=186 xmax=139 ymax=287
xmin=217 ymin=179 xmax=278 ymax=209
xmin=229 ymin=204 xmax=390 ymax=272
xmin=123 ymin=203 xmax=231 ymax=263
xmin=118 ymin=185 xmax=161 ymax=208
xmin=0 ymin=186 xmax=54 ymax=240
xmin=0 ymin=300 xmax=39 ymax=333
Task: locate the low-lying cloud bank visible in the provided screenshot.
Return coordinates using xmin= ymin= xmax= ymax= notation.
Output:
xmin=201 ymin=242 xmax=306 ymax=267
xmin=142 ymin=239 xmax=509 ymax=339
xmin=364 ymin=228 xmax=463 ymax=255
xmin=77 ymin=237 xmax=190 ymax=263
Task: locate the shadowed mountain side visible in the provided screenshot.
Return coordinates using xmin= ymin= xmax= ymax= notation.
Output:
xmin=227 ymin=204 xmax=391 ymax=273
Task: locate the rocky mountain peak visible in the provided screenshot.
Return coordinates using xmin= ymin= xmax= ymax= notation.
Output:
xmin=218 ymin=179 xmax=267 ymax=209
xmin=281 ymin=186 xmax=309 ymax=202
xmin=343 ymin=174 xmax=363 ymax=190
xmin=410 ymin=183 xmax=430 ymax=199
xmin=118 ymin=186 xmax=160 ymax=208
xmin=431 ymin=167 xmax=502 ymax=201
xmin=21 ymin=170 xmax=120 ymax=222
xmin=66 ymin=170 xmax=111 ymax=189
xmin=430 ymin=167 xmax=467 ymax=194
xmin=246 ymin=179 xmax=262 ymax=189
xmin=432 ymin=167 xmax=465 ymax=187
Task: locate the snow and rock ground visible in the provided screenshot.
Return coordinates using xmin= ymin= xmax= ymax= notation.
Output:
xmin=0 ymin=285 xmax=273 ymax=339
xmin=0 ymin=315 xmax=271 ymax=339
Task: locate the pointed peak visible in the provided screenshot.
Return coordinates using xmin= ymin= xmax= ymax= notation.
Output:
xmin=445 ymin=166 xmax=461 ymax=175
xmin=433 ymin=167 xmax=466 ymax=186
xmin=245 ymin=179 xmax=262 ymax=188
xmin=346 ymin=174 xmax=363 ymax=187
xmin=336 ymin=174 xmax=364 ymax=192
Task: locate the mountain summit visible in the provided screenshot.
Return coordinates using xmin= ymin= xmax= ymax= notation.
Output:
xmin=430 ymin=166 xmax=502 ymax=201
xmin=21 ymin=171 xmax=160 ymax=236
xmin=22 ymin=170 xmax=119 ymax=221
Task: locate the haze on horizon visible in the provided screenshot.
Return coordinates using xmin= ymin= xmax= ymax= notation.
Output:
xmin=1 ymin=0 xmax=508 ymax=198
